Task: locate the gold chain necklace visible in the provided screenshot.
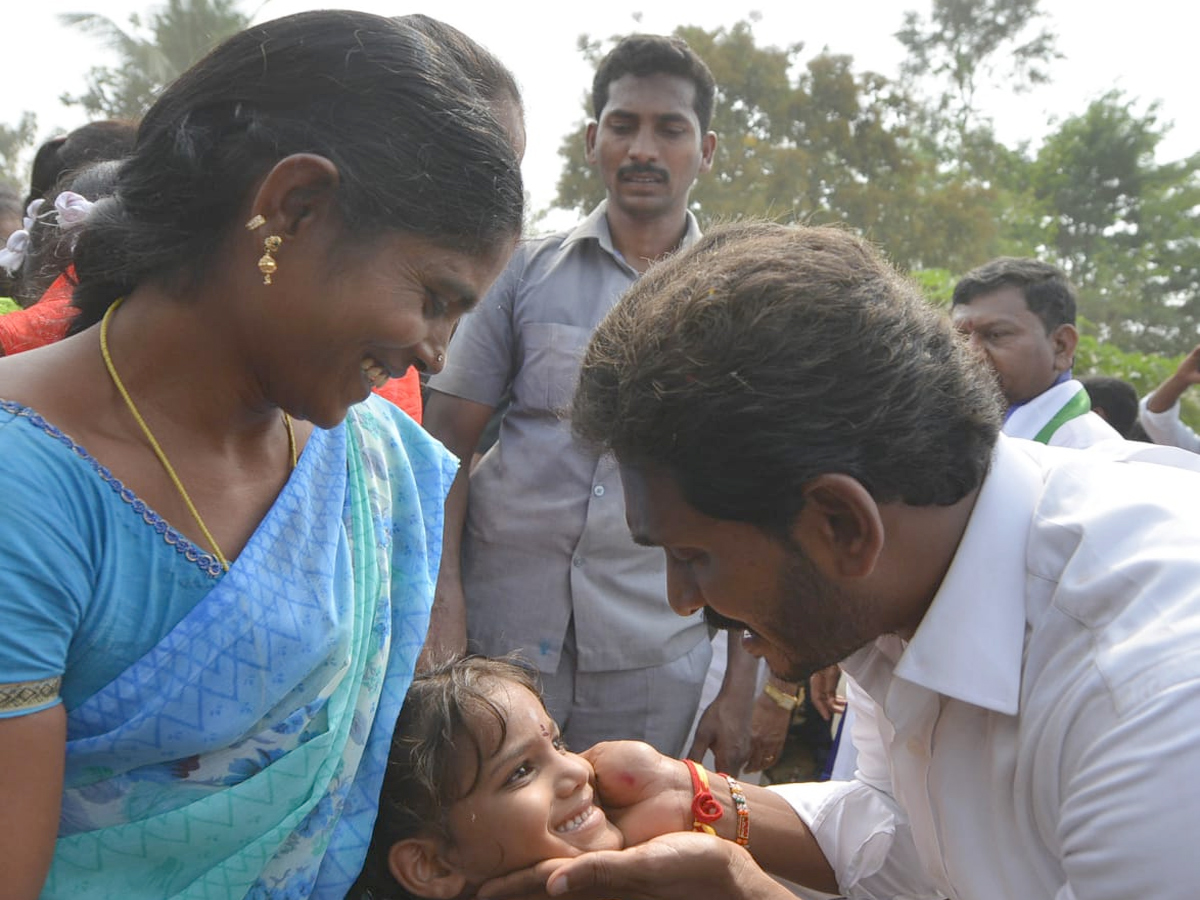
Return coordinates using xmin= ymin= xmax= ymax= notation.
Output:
xmin=99 ymin=297 xmax=297 ymax=572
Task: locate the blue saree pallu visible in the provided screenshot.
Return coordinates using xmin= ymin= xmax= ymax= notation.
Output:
xmin=45 ymin=401 xmax=456 ymax=899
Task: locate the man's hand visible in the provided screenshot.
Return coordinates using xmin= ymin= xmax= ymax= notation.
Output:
xmin=582 ymin=741 xmax=691 ymax=847
xmin=1146 ymin=344 xmax=1200 ymax=414
xmin=688 ymin=634 xmax=758 ymax=774
xmin=743 ymin=687 xmax=792 ymax=774
xmin=687 ymin=691 xmax=752 ymax=776
xmin=808 ymin=665 xmax=845 ymax=722
xmin=476 ymin=832 xmax=785 ymax=900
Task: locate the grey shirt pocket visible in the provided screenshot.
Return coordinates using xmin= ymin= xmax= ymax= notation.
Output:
xmin=515 ymin=322 xmax=593 ymax=416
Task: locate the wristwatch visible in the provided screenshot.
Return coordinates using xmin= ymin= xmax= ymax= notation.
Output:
xmin=763 ymin=681 xmax=803 ymax=711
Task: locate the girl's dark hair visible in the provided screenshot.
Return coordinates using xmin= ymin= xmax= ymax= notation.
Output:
xmin=12 ymin=160 xmax=123 ymax=307
xmin=24 ymin=120 xmax=137 ymax=210
xmin=350 ymin=655 xmax=543 ymax=900
xmin=69 ymin=10 xmax=524 ymax=333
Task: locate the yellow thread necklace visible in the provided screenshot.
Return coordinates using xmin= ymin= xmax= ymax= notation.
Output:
xmin=99 ymin=297 xmax=297 ymax=572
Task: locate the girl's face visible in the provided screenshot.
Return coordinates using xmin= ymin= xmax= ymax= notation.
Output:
xmin=442 ymin=682 xmax=624 ymax=884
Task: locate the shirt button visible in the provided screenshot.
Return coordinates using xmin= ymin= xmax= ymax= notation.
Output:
xmin=593 ymin=485 xmax=606 ymax=497
xmin=572 ymin=557 xmax=585 ymax=567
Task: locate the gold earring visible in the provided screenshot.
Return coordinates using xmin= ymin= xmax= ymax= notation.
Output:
xmin=258 ymin=235 xmax=282 ymax=285
xmin=245 ymin=214 xmax=266 ymax=231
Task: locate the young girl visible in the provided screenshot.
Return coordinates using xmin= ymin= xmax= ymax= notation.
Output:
xmin=351 ymin=656 xmax=625 ymax=899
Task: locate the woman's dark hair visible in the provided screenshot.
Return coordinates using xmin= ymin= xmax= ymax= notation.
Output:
xmin=399 ymin=14 xmax=522 ymax=116
xmin=350 ymin=655 xmax=543 ymax=900
xmin=69 ymin=10 xmax=524 ymax=333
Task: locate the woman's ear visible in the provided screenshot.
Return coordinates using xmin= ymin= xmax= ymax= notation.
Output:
xmin=387 ymin=837 xmax=467 ymax=900
xmin=247 ymin=153 xmax=341 ymax=240
xmin=790 ymin=473 xmax=884 ymax=580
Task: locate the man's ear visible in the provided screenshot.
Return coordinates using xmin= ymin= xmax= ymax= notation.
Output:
xmin=387 ymin=837 xmax=467 ymax=900
xmin=1050 ymin=322 xmax=1078 ymax=372
xmin=698 ymin=131 xmax=717 ymax=173
xmin=584 ymin=120 xmax=599 ymax=165
xmin=247 ymin=153 xmax=341 ymax=240
xmin=790 ymin=474 xmax=884 ymax=580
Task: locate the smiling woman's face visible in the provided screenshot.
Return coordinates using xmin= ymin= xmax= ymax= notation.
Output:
xmin=441 ymin=681 xmax=624 ymax=885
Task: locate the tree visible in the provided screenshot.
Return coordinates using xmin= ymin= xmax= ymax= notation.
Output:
xmin=60 ymin=0 xmax=250 ymax=120
xmin=0 ymin=113 xmax=38 ymax=190
xmin=550 ymin=21 xmax=1004 ymax=273
xmin=1029 ymin=92 xmax=1200 ymax=355
xmin=896 ymin=0 xmax=1060 ymax=170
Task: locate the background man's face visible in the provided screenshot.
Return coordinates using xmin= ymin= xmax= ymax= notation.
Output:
xmin=951 ymin=285 xmax=1073 ymax=406
xmin=586 ymin=72 xmax=714 ymax=222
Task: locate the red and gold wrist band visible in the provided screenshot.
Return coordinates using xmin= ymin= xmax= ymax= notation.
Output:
xmin=684 ymin=759 xmax=724 ymax=834
xmin=722 ymin=773 xmax=750 ymax=848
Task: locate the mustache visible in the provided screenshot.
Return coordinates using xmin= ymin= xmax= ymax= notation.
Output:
xmin=704 ymin=606 xmax=749 ymax=633
xmin=618 ymin=163 xmax=669 ymax=182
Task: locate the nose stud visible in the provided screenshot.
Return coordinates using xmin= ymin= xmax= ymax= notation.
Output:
xmin=436 ymin=353 xmax=445 ymax=364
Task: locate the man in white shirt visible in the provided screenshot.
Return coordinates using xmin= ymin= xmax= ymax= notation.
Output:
xmin=1139 ymin=342 xmax=1200 ymax=451
xmin=481 ymin=222 xmax=1200 ymax=900
xmin=950 ymin=257 xmax=1118 ymax=447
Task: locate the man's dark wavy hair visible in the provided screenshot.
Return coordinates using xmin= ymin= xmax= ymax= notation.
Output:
xmin=951 ymin=256 xmax=1076 ymax=332
xmin=573 ymin=221 xmax=1002 ymax=536
xmin=592 ymin=34 xmax=716 ymax=132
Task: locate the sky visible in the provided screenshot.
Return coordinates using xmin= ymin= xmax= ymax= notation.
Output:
xmin=3 ymin=0 xmax=1197 ymax=230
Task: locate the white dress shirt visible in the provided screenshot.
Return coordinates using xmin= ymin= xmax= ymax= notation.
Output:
xmin=772 ymin=436 xmax=1200 ymax=900
xmin=1003 ymin=378 xmax=1120 ymax=447
xmin=1138 ymin=395 xmax=1200 ymax=452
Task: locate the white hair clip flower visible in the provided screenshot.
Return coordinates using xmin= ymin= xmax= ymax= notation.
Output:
xmin=54 ymin=191 xmax=93 ymax=228
xmin=0 ymin=199 xmax=44 ymax=274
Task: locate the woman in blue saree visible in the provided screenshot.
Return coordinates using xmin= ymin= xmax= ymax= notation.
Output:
xmin=0 ymin=11 xmax=523 ymax=899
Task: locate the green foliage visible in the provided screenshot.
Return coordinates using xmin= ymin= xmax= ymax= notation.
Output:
xmin=60 ymin=0 xmax=250 ymax=120
xmin=1075 ymin=329 xmax=1200 ymax=431
xmin=1026 ymin=92 xmax=1200 ymax=355
xmin=0 ymin=113 xmax=39 ymax=190
xmin=897 ymin=0 xmax=1060 ymax=166
xmin=549 ymin=3 xmax=1200 ymax=360
xmin=552 ymin=22 xmax=1004 ymax=273
xmin=909 ymin=267 xmax=958 ymax=307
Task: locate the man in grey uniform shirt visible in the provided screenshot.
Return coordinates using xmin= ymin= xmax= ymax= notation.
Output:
xmin=424 ymin=34 xmax=756 ymax=762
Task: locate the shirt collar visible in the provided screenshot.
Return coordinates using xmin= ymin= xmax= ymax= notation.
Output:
xmin=560 ymin=200 xmax=702 ymax=263
xmin=891 ymin=436 xmax=1042 ymax=715
xmin=1004 ymin=369 xmax=1073 ymax=422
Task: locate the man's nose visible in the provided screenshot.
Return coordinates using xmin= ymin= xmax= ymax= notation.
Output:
xmin=665 ymin=557 xmax=703 ymax=617
xmin=628 ymin=127 xmax=657 ymax=162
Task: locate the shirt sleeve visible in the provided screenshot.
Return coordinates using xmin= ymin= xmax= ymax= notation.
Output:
xmin=1138 ymin=395 xmax=1200 ymax=452
xmin=0 ymin=440 xmax=91 ymax=718
xmin=426 ymin=246 xmax=525 ymax=407
xmin=1053 ymin=672 xmax=1200 ymax=900
xmin=767 ymin=681 xmax=944 ymax=900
